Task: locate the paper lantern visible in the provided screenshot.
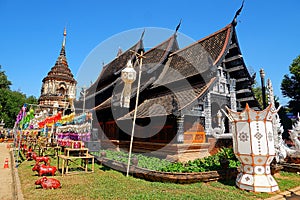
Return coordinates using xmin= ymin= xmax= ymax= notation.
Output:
xmin=121 ymin=60 xmax=136 ymax=108
xmin=226 ymin=104 xmax=279 ymax=193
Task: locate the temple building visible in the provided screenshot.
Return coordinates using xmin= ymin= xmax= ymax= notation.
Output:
xmin=81 ymin=9 xmax=260 ymax=161
xmin=38 ymin=28 xmax=77 ymax=114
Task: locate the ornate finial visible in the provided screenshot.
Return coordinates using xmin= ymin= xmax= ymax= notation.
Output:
xmin=267 ymin=79 xmax=275 ymax=109
xmin=140 ymin=29 xmax=145 ymax=41
xmin=116 ymin=46 xmax=123 ymax=57
xmin=175 ymin=19 xmax=182 ymax=33
xmin=232 ymin=0 xmax=244 ymax=26
xmin=62 ymin=27 xmax=67 ymax=47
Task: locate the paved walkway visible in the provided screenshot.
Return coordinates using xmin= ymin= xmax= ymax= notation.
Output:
xmin=265 ymin=186 xmax=300 ymax=200
xmin=0 ymin=143 xmax=14 ymax=200
xmin=0 ymin=143 xmax=23 ymax=200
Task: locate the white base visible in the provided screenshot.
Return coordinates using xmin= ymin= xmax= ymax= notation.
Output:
xmin=236 ymin=173 xmax=279 ymax=193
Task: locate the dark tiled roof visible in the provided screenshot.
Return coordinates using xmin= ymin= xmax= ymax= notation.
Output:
xmin=153 ymin=24 xmax=232 ymax=87
xmin=93 ymin=96 xmax=112 ymax=110
xmin=91 ymin=34 xmax=179 ymax=111
xmin=118 ymin=77 xmax=216 ymax=120
xmin=143 ymin=34 xmax=179 ymax=68
xmin=199 ymin=24 xmax=232 ymax=65
xmin=86 ymin=40 xmax=144 ymax=95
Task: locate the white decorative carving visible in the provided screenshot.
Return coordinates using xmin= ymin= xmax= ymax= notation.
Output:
xmin=290 ymin=114 xmax=300 ymax=152
xmin=210 ymin=110 xmax=232 ymax=139
xmin=267 ymin=79 xmax=294 ymax=162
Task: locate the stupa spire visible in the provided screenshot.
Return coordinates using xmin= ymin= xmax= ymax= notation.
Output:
xmin=60 ymin=27 xmax=67 ymax=56
xmin=62 ymin=27 xmax=67 ymax=47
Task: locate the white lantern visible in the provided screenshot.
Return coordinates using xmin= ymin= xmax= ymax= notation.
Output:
xmin=121 ymin=60 xmax=136 ymax=108
xmin=226 ymin=104 xmax=279 ymax=193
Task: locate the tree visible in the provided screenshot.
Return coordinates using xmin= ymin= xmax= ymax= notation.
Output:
xmin=0 ymin=66 xmax=38 ymax=128
xmin=0 ymin=65 xmax=12 ymax=89
xmin=252 ymin=82 xmax=292 ymax=138
xmin=26 ymin=95 xmax=38 ymax=105
xmin=252 ymin=84 xmax=263 ymax=109
xmin=281 ymin=55 xmax=300 ymax=115
xmin=0 ymin=89 xmax=27 ymax=127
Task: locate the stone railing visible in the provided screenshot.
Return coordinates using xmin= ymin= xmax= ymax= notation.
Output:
xmin=96 ymin=156 xmax=238 ymax=184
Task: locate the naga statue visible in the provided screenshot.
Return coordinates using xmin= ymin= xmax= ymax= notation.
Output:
xmin=267 ymin=79 xmax=296 ymax=162
xmin=290 ymin=114 xmax=300 ymax=153
xmin=211 ymin=110 xmax=232 ymax=139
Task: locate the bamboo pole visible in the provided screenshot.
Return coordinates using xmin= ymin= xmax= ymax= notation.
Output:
xmin=126 ymin=51 xmax=145 ymax=177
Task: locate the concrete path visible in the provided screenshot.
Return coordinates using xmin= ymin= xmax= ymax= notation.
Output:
xmin=0 ymin=143 xmax=14 ymax=200
xmin=0 ymin=143 xmax=23 ymax=200
xmin=265 ymin=186 xmax=300 ymax=200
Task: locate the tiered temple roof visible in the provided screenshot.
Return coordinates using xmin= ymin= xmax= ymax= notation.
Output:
xmin=84 ymin=16 xmax=259 ymax=121
xmin=88 ymin=32 xmax=180 ymax=111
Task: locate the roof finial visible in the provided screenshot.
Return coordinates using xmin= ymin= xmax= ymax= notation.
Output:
xmin=232 ymin=0 xmax=244 ymax=26
xmin=140 ymin=29 xmax=145 ymax=41
xmin=175 ymin=19 xmax=182 ymax=33
xmin=116 ymin=46 xmax=123 ymax=57
xmin=59 ymin=27 xmax=67 ymax=56
xmin=62 ymin=27 xmax=67 ymax=47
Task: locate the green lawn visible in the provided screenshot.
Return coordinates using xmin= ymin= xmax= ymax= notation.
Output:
xmin=17 ymin=155 xmax=300 ymax=200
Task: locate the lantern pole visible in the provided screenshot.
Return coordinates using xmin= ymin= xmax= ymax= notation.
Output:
xmin=126 ymin=50 xmax=145 ymax=177
xmin=260 ymin=68 xmax=267 ymax=109
xmin=80 ymin=86 xmax=87 ymax=114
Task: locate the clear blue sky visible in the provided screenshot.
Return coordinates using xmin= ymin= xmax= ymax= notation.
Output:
xmin=0 ymin=0 xmax=299 ymax=106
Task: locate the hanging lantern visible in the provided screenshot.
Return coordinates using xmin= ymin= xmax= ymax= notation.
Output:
xmin=121 ymin=60 xmax=136 ymax=108
xmin=226 ymin=104 xmax=279 ymax=193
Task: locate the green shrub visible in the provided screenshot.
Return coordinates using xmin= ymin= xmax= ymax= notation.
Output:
xmin=98 ymin=148 xmax=240 ymax=173
xmin=99 ymin=150 xmax=172 ymax=171
xmin=161 ymin=148 xmax=240 ymax=173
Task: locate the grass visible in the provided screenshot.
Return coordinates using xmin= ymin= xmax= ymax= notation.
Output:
xmin=17 ymin=150 xmax=300 ymax=200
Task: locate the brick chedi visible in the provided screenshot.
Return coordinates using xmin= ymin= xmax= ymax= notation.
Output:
xmin=38 ymin=28 xmax=77 ymax=114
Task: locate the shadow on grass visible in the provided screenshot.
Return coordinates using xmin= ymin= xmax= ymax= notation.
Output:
xmin=218 ymin=179 xmax=236 ymax=186
xmin=99 ymin=165 xmax=112 ymax=171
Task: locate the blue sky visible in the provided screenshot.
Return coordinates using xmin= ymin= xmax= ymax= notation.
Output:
xmin=0 ymin=0 xmax=299 ymax=106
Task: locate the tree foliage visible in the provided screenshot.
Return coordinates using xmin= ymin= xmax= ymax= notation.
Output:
xmin=0 ymin=66 xmax=38 ymax=128
xmin=0 ymin=65 xmax=12 ymax=89
xmin=281 ymin=55 xmax=300 ymax=115
xmin=252 ymin=81 xmax=292 ymax=138
xmin=252 ymin=84 xmax=263 ymax=109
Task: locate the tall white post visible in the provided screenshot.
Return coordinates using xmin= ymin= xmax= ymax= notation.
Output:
xmin=126 ymin=51 xmax=144 ymax=177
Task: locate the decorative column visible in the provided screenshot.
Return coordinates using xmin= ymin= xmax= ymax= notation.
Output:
xmin=226 ymin=104 xmax=279 ymax=193
xmin=205 ymin=92 xmax=212 ymax=136
xmin=176 ymin=115 xmax=184 ymax=143
xmin=260 ymin=68 xmax=267 ymax=109
xmin=52 ymin=80 xmax=55 ymax=93
xmin=229 ymin=79 xmax=237 ymax=111
xmin=43 ymin=82 xmax=48 ymax=94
